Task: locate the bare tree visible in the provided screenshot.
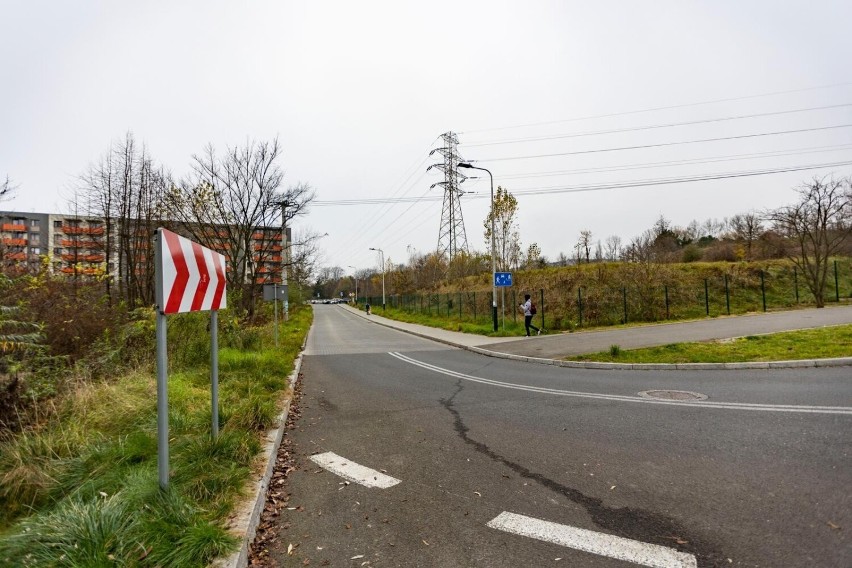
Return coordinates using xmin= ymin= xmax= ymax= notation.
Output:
xmin=78 ymin=133 xmax=166 ymax=307
xmin=162 ymin=138 xmax=315 ymax=317
xmin=604 ymin=235 xmax=622 ymax=260
xmin=0 ymin=175 xmax=17 ymax=202
xmin=578 ymin=230 xmax=593 ymax=263
xmin=728 ymin=211 xmax=764 ymax=260
xmin=766 ymin=176 xmax=852 ymax=307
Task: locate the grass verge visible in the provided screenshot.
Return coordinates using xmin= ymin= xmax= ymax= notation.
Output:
xmin=365 ymin=304 xmax=532 ymax=337
xmin=567 ymin=324 xmax=852 ymax=364
xmin=0 ymin=305 xmax=311 ymax=567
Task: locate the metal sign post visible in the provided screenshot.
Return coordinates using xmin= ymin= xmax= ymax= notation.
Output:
xmin=155 ymin=228 xmax=227 ymax=490
xmin=263 ymin=284 xmax=288 ymax=348
xmin=495 ymin=272 xmax=512 ymax=331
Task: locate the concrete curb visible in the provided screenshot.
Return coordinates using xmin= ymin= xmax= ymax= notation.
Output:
xmin=212 ymin=329 xmax=310 ymax=568
xmin=342 ymin=305 xmax=852 ymax=371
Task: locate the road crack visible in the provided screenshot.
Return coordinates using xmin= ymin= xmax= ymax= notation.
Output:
xmin=440 ymin=380 xmax=724 ymax=567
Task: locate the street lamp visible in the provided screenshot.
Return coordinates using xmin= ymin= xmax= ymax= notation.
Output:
xmin=348 ymin=265 xmax=358 ymax=304
xmin=368 ymin=247 xmax=385 ymax=310
xmin=458 ymin=162 xmax=498 ymax=331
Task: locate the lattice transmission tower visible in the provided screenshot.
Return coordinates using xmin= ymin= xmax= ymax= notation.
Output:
xmin=428 ymin=131 xmax=469 ymax=261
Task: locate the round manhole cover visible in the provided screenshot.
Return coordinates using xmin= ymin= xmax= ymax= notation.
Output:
xmin=638 ymin=389 xmax=708 ymax=401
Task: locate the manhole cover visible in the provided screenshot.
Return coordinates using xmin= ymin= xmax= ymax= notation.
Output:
xmin=638 ymin=389 xmax=708 ymax=401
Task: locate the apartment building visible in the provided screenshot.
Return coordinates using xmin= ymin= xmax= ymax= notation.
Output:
xmin=0 ymin=210 xmax=288 ymax=284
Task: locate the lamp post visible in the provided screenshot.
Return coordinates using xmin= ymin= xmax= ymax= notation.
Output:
xmin=277 ymin=200 xmax=290 ymax=322
xmin=369 ymin=247 xmax=385 ymax=309
xmin=348 ymin=265 xmax=358 ymax=304
xmin=458 ymin=162 xmax=498 ymax=331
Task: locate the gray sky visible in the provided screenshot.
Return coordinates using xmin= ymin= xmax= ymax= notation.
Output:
xmin=2 ymin=1 xmax=851 ymax=273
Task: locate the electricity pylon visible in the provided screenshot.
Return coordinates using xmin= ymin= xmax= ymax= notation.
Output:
xmin=428 ymin=131 xmax=469 ymax=262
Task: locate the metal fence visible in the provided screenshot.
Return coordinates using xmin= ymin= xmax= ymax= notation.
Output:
xmin=361 ymin=261 xmax=852 ymax=331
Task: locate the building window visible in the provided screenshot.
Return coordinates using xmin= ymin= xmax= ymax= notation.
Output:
xmin=54 ymin=235 xmax=62 ymax=245
xmin=31 ymin=219 xmax=39 ymax=227
xmin=54 ymin=220 xmax=62 ymax=228
xmin=13 ymin=218 xmax=25 ymax=225
xmin=31 ymin=247 xmax=40 ymax=255
xmin=30 ymin=233 xmax=40 ymax=244
xmin=54 ymin=247 xmax=61 ymax=255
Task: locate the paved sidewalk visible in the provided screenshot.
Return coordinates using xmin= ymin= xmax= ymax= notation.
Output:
xmin=341 ymin=304 xmax=852 ymax=368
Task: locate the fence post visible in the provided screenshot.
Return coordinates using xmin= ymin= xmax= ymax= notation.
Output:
xmin=704 ymin=278 xmax=709 ymax=316
xmin=513 ymin=290 xmax=517 ymax=323
xmin=793 ymin=267 xmax=799 ymax=303
xmin=622 ymin=287 xmax=628 ymax=324
xmin=724 ymin=274 xmax=730 ymax=315
xmin=473 ymin=291 xmax=476 ymax=322
xmin=578 ymin=287 xmax=584 ymax=327
xmin=540 ymin=288 xmax=545 ymax=330
xmin=664 ymin=285 xmax=670 ymax=319
xmin=760 ymin=270 xmax=767 ymax=312
xmin=835 ymin=260 xmax=840 ymax=302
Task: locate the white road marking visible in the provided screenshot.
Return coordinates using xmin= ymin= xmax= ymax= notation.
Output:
xmin=388 ymin=352 xmax=852 ymax=415
xmin=487 ymin=511 xmax=697 ymax=568
xmin=310 ymin=452 xmax=401 ymax=488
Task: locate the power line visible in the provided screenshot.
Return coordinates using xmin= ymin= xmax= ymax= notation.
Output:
xmin=313 ymin=160 xmax=852 ymax=206
xmin=507 ymin=161 xmax=852 ymax=197
xmin=462 ymin=103 xmax=852 ymax=147
xmin=460 ymin=81 xmax=852 ymax=135
xmin=474 ymin=124 xmax=852 ymax=163
xmin=493 ymin=144 xmax=852 ymax=181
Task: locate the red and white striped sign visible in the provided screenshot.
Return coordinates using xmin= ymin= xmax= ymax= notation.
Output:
xmin=157 ymin=228 xmax=226 ymax=314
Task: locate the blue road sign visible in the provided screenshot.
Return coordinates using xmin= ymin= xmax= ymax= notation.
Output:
xmin=495 ymin=272 xmax=513 ymax=287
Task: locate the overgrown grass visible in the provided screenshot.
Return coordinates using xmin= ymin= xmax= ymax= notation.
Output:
xmin=567 ymin=324 xmax=852 ymax=364
xmin=0 ymin=304 xmax=311 ymax=567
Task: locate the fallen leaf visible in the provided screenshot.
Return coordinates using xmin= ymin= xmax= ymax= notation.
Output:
xmin=351 ymin=554 xmax=364 ymax=559
xmin=345 ymin=523 xmax=351 ymax=530
xmin=287 ymin=543 xmax=296 ymax=556
xmin=610 ymin=486 xmax=616 ymax=491
xmin=422 ymin=540 xmax=430 ymax=546
xmin=474 ymin=491 xmax=482 ymax=497
xmin=827 ymin=521 xmax=841 ymax=530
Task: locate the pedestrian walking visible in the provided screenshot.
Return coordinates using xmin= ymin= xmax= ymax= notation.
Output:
xmin=519 ymin=294 xmax=541 ymax=336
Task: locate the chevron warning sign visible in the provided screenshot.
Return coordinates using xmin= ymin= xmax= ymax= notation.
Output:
xmin=156 ymin=228 xmax=227 ymax=314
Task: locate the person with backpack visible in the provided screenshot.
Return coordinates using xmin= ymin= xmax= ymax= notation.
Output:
xmin=519 ymin=293 xmax=541 ymax=336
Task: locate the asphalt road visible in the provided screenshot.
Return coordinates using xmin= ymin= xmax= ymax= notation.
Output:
xmin=265 ymin=305 xmax=851 ymax=567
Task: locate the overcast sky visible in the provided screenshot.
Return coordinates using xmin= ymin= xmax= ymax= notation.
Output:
xmin=2 ymin=1 xmax=851 ymax=273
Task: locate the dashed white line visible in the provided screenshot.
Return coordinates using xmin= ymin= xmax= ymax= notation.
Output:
xmin=487 ymin=511 xmax=697 ymax=568
xmin=310 ymin=451 xmax=401 ymax=489
xmin=388 ymin=351 xmax=852 ymax=415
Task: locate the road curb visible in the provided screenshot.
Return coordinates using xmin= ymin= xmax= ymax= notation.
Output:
xmin=212 ymin=328 xmax=310 ymax=568
xmin=341 ymin=305 xmax=852 ymax=371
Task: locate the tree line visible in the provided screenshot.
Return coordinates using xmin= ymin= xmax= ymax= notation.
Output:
xmin=316 ymin=176 xmax=852 ymax=309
